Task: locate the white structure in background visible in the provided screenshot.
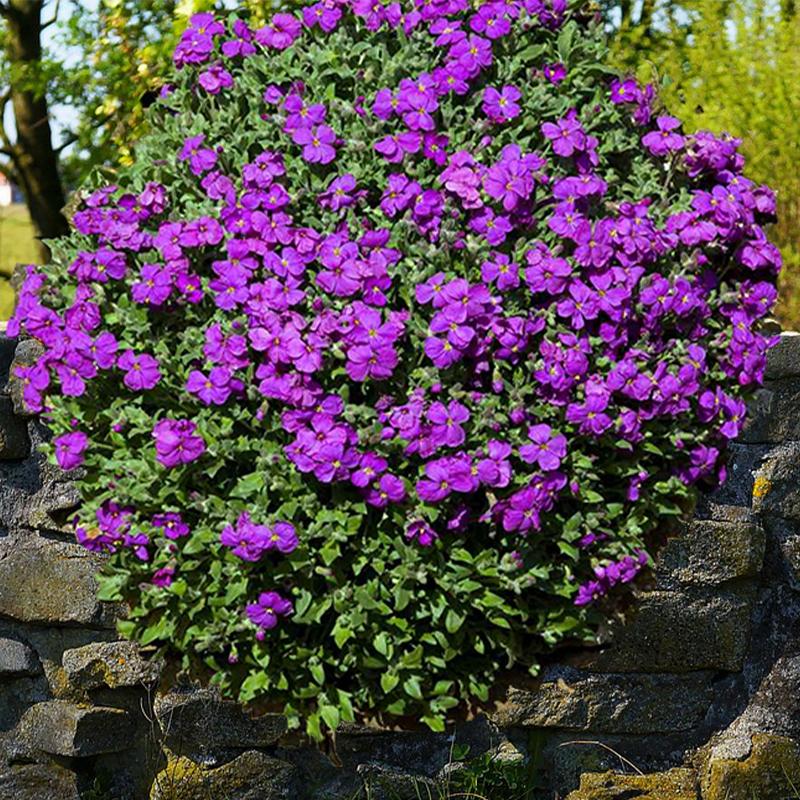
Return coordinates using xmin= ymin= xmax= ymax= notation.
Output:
xmin=0 ymin=175 xmax=11 ymax=207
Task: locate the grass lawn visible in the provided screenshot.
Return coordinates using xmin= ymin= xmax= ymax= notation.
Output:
xmin=0 ymin=204 xmax=38 ymax=320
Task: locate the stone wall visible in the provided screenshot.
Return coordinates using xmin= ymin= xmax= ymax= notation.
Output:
xmin=1 ymin=332 xmax=799 ymax=800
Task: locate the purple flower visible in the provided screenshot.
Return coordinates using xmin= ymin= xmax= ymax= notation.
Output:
xmin=153 ymin=512 xmax=190 ymax=539
xmin=542 ymin=110 xmax=586 ymax=157
xmin=543 ymin=63 xmax=566 ymax=84
xmin=267 ymin=521 xmax=299 ymax=554
xmin=118 ymin=350 xmax=161 ymax=391
xmin=198 ymin=63 xmax=234 ymax=94
xmin=178 ymin=135 xmax=218 ymax=176
xmin=319 ymin=174 xmax=358 ymax=210
xmin=186 ymin=366 xmax=237 ymax=405
xmin=54 ymin=431 xmax=88 ymax=471
xmin=14 ymin=362 xmax=50 ymax=412
xmin=405 ymin=520 xmax=438 ymax=547
xmin=151 ymin=567 xmax=175 ymax=588
xmin=428 ymin=400 xmax=469 ymax=448
xmin=482 ymin=85 xmax=521 ymax=122
xmin=519 ymin=424 xmax=567 ymax=471
xmin=246 ymin=591 xmax=293 ymax=634
xmin=256 ymin=13 xmax=302 ymax=49
xmin=221 ymin=512 xmax=272 ymax=561
xmin=153 ymin=418 xmax=206 ymax=468
xmin=642 ymin=116 xmax=684 ymax=156
xmin=293 ymin=124 xmax=337 ymax=164
xmin=131 ymin=264 xmax=172 ymax=306
xmin=365 ymin=473 xmax=406 ymax=507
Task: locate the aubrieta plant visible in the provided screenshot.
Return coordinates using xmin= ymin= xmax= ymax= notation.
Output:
xmin=9 ymin=0 xmax=780 ymax=738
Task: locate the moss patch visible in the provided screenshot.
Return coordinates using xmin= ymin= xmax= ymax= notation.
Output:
xmin=703 ymin=734 xmax=800 ymax=800
xmin=565 ymin=768 xmax=698 ymax=800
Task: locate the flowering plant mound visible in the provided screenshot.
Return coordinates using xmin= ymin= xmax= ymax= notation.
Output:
xmin=10 ymin=0 xmax=780 ymax=737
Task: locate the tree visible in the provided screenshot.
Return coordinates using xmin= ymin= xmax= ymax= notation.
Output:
xmin=0 ymin=1 xmax=69 ymax=261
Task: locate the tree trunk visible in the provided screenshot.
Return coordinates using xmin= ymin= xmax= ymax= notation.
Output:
xmin=4 ymin=0 xmax=69 ymax=263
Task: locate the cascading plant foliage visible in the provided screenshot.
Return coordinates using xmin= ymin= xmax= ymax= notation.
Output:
xmin=9 ymin=0 xmax=780 ymax=738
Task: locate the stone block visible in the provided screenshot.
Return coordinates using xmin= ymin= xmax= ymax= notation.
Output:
xmin=764 ymin=517 xmax=800 ymax=586
xmin=7 ymin=339 xmax=43 ymax=417
xmin=494 ymin=668 xmax=715 ymax=734
xmin=765 ymin=331 xmax=800 ymax=381
xmin=19 ymin=700 xmax=135 ymax=757
xmin=358 ymin=763 xmax=437 ymax=800
xmin=656 ymin=519 xmax=765 ymax=589
xmin=592 ymin=589 xmax=754 ymax=673
xmin=62 ymin=641 xmax=162 ymax=689
xmin=155 ymin=690 xmax=287 ymax=760
xmin=702 ymin=443 xmax=769 ymax=511
xmin=0 ymin=761 xmax=80 ymax=800
xmin=7 ymin=338 xmax=44 ymax=417
xmin=702 ymin=734 xmax=800 ymax=800
xmin=0 ymin=333 xmax=19 ymax=391
xmin=150 ymin=751 xmax=297 ymax=800
xmin=0 ymin=637 xmax=40 ymax=677
xmin=564 ymin=768 xmax=698 ymax=800
xmin=751 ymin=443 xmax=800 ymax=521
xmin=740 ymin=378 xmax=800 ymax=444
xmin=0 ymin=535 xmax=117 ymax=627
xmin=0 ymin=396 xmax=30 ymax=459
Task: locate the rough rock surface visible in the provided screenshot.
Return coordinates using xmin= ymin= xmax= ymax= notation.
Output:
xmin=0 ymin=535 xmax=115 ymax=626
xmin=18 ymin=700 xmax=135 ymax=757
xmin=155 ymin=689 xmax=287 ymax=761
xmin=564 ymin=768 xmax=698 ymax=800
xmin=0 ymin=637 xmax=40 ymax=677
xmin=495 ymin=668 xmax=716 ymax=734
xmin=150 ymin=750 xmax=298 ymax=800
xmin=0 ymin=761 xmax=80 ymax=800
xmin=62 ymin=640 xmax=162 ymax=689
xmin=701 ymin=734 xmax=800 ymax=800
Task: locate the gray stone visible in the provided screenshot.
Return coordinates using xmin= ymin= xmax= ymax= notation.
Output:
xmin=0 ymin=334 xmax=19 ymax=391
xmin=358 ymin=763 xmax=437 ymax=800
xmin=764 ymin=518 xmax=800 ymax=586
xmin=701 ymin=443 xmax=769 ymax=511
xmin=740 ymin=378 xmax=800 ymax=444
xmin=26 ymin=466 xmax=82 ymax=531
xmin=155 ymin=689 xmax=287 ymax=760
xmin=150 ymin=750 xmax=297 ymax=800
xmin=656 ymin=519 xmax=765 ymax=589
xmin=765 ymin=332 xmax=800 ymax=381
xmin=0 ymin=535 xmax=117 ymax=627
xmin=62 ymin=640 xmax=162 ymax=689
xmin=494 ymin=668 xmax=716 ymax=734
xmin=0 ymin=396 xmax=30 ymax=459
xmin=0 ymin=637 xmax=40 ymax=677
xmin=592 ymin=588 xmax=755 ymax=673
xmin=751 ymin=443 xmax=800 ymax=521
xmin=705 ymin=655 xmax=800 ymax=763
xmin=0 ymin=761 xmax=80 ymax=800
xmin=7 ymin=338 xmax=44 ymax=416
xmin=19 ymin=699 xmax=135 ymax=757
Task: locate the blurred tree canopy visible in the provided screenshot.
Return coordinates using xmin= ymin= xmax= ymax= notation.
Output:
xmin=603 ymin=0 xmax=800 ymax=325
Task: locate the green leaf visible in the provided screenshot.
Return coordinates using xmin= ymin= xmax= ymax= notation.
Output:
xmin=380 ymin=672 xmax=399 ymax=693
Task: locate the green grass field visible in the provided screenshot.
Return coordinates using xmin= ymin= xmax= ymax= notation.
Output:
xmin=0 ymin=204 xmax=38 ymax=319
